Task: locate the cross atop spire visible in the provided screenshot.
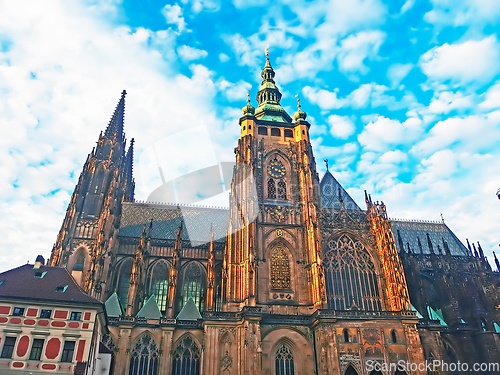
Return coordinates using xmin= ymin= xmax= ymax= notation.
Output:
xmin=104 ymin=90 xmax=126 ymax=143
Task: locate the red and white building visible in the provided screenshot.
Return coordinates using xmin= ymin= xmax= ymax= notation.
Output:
xmin=0 ymin=256 xmax=108 ymax=374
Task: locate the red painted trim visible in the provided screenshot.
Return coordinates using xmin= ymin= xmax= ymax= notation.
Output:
xmin=51 ymin=321 xmax=66 ymax=328
xmin=12 ymin=362 xmax=24 ymax=368
xmin=42 ymin=364 xmax=57 ymax=370
xmin=10 ymin=317 xmax=21 ymax=324
xmin=45 ymin=338 xmax=61 ymax=360
xmin=83 ymin=312 xmax=91 ymax=321
xmin=54 ymin=310 xmax=68 ymax=319
xmin=0 ymin=306 xmax=10 ymax=314
xmin=38 ymin=320 xmax=49 ymax=326
xmin=16 ymin=336 xmax=29 ymax=357
xmin=24 ymin=319 xmax=36 ymax=326
xmin=26 ymin=308 xmax=38 ymax=317
xmin=76 ymin=340 xmax=86 ymax=362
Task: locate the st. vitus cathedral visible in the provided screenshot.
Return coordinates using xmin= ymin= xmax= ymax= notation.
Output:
xmin=49 ymin=55 xmax=500 ymax=375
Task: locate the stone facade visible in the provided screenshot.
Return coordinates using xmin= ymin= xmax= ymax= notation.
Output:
xmin=48 ymin=56 xmax=500 ymax=374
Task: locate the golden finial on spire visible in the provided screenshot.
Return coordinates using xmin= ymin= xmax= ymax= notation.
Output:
xmin=265 ymin=45 xmax=269 ymax=57
xmin=247 ymin=93 xmax=251 ymax=104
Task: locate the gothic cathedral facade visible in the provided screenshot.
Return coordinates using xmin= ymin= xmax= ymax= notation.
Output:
xmin=48 ymin=55 xmax=500 ymax=375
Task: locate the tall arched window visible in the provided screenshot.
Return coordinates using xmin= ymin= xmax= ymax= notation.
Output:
xmin=323 ymin=235 xmax=381 ymax=311
xmin=148 ymin=261 xmax=170 ymax=314
xmin=270 ymin=247 xmax=291 ymax=290
xmin=275 ymin=344 xmax=294 ymax=375
xmin=116 ymin=258 xmax=133 ymax=308
xmin=277 ymin=180 xmax=286 ymax=199
xmin=179 ymin=263 xmax=205 ymax=312
xmin=268 ymin=178 xmax=276 ymax=199
xmin=172 ymin=336 xmax=201 ymax=375
xmin=128 ymin=334 xmax=159 ymax=375
xmin=343 ymin=329 xmax=350 ymax=343
xmin=73 ymin=250 xmax=86 ymax=272
xmin=391 ymin=329 xmax=397 ymax=343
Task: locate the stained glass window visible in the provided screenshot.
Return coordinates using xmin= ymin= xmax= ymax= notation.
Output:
xmin=271 ymin=247 xmax=291 ymax=290
xmin=149 ymin=261 xmax=170 ymax=314
xmin=277 ymin=180 xmax=286 ymax=199
xmin=116 ymin=258 xmax=133 ymax=308
xmin=275 ymin=345 xmax=294 ymax=375
xmin=172 ymin=336 xmax=201 ymax=375
xmin=179 ymin=262 xmax=205 ymax=312
xmin=129 ymin=334 xmax=159 ymax=375
xmin=324 ymin=235 xmax=381 ymax=311
xmin=268 ymin=178 xmax=276 ymax=199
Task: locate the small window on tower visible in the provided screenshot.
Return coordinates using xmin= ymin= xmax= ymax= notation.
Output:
xmin=258 ymin=127 xmax=268 ymax=135
xmin=302 ymin=130 xmax=305 ymax=135
xmin=284 ymin=129 xmax=293 ymax=138
xmin=268 ymin=178 xmax=276 ymax=199
xmin=277 ymin=180 xmax=287 ymax=199
xmin=242 ymin=126 xmax=246 ymax=131
xmin=248 ymin=125 xmax=252 ymax=129
xmin=271 ymin=128 xmax=281 ymax=137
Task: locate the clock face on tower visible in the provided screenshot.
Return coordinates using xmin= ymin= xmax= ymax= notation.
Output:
xmin=267 ymin=159 xmax=286 ymax=178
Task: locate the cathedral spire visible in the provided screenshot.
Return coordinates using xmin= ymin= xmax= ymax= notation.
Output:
xmin=494 ymin=251 xmax=500 ymax=272
xmin=104 ymin=90 xmax=126 ymax=143
xmin=254 ymin=51 xmax=292 ymax=123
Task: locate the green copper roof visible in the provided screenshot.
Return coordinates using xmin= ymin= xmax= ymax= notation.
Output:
xmin=176 ymin=297 xmax=202 ymax=320
xmin=254 ymin=55 xmax=292 ymax=124
xmin=105 ymin=292 xmax=123 ymax=317
xmin=136 ymin=295 xmax=162 ymax=319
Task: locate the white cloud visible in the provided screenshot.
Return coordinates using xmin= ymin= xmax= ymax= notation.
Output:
xmin=387 ymin=63 xmax=413 ymax=88
xmin=327 ymin=115 xmax=356 ymax=139
xmin=412 ymin=111 xmax=500 ymax=155
xmin=427 ymin=91 xmax=474 ymax=114
xmin=177 ymin=45 xmax=208 ymax=61
xmin=479 ymin=81 xmax=500 ymax=110
xmin=161 ymin=4 xmax=186 ymax=32
xmin=358 ymin=116 xmax=423 ymax=152
xmin=379 ymin=150 xmax=407 ymax=164
xmin=302 ymin=86 xmax=345 ymax=110
xmin=218 ymin=79 xmax=251 ymax=102
xmin=420 ymin=36 xmax=500 ymax=87
xmin=219 ymin=53 xmax=230 ymax=62
xmin=337 ymin=30 xmax=386 ymax=75
xmin=425 ymin=0 xmax=500 ymax=31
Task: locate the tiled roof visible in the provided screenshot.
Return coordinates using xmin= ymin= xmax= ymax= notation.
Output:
xmin=391 ymin=220 xmax=469 ymax=256
xmin=0 ymin=264 xmax=101 ymax=306
xmin=119 ymin=202 xmax=228 ymax=244
xmin=320 ymin=171 xmax=362 ymax=211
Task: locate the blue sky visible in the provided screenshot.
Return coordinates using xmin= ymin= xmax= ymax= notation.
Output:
xmin=1 ymin=0 xmax=500 ymax=271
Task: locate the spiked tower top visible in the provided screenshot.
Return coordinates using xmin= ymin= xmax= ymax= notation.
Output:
xmin=104 ymin=90 xmax=126 ymax=143
xmin=254 ymin=51 xmax=292 ymax=123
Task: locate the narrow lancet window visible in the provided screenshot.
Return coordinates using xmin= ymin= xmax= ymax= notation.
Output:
xmin=270 ymin=247 xmax=291 ymax=290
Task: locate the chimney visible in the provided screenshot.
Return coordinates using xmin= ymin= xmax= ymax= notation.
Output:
xmin=33 ymin=255 xmax=45 ymax=270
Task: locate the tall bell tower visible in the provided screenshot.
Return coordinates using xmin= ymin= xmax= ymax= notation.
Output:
xmin=49 ymin=91 xmax=135 ymax=299
xmin=224 ymin=52 xmax=325 ymax=313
